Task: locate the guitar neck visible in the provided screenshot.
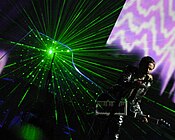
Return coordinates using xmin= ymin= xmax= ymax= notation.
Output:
xmin=136 ymin=114 xmax=171 ymax=128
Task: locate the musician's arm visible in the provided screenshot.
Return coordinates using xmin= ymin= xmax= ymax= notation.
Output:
xmin=129 ymin=87 xmax=151 ymax=123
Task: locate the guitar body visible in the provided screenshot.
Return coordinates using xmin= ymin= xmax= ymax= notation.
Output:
xmin=95 ymin=92 xmax=171 ymax=140
xmin=95 ymin=93 xmax=171 ymax=128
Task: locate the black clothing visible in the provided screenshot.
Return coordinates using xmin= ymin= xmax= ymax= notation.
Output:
xmin=110 ymin=65 xmax=153 ymax=117
xmin=106 ymin=65 xmax=153 ymax=140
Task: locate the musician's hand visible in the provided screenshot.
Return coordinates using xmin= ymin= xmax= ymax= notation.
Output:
xmin=147 ymin=74 xmax=153 ymax=81
xmin=141 ymin=115 xmax=150 ymax=123
xmin=141 ymin=117 xmax=148 ymax=123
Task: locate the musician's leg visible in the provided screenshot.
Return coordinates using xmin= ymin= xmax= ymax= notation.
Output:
xmin=109 ymin=115 xmax=124 ymax=140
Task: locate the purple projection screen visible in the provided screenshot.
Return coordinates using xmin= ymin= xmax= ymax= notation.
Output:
xmin=107 ymin=0 xmax=175 ymax=103
xmin=0 ymin=50 xmax=8 ymax=74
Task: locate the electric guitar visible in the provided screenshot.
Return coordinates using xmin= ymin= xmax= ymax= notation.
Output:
xmin=95 ymin=93 xmax=171 ymax=128
xmin=139 ymin=114 xmax=171 ymax=128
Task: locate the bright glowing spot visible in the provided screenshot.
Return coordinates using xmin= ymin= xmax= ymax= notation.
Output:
xmin=19 ymin=124 xmax=43 ymax=140
xmin=48 ymin=49 xmax=53 ymax=54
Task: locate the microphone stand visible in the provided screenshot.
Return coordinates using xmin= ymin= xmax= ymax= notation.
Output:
xmin=44 ymin=52 xmax=56 ymax=117
xmin=42 ymin=53 xmax=58 ymax=139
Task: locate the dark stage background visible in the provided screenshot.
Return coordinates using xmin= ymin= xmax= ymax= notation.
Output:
xmin=0 ymin=0 xmax=175 ymax=140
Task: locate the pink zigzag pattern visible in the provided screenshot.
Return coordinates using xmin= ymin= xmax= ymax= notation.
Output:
xmin=107 ymin=0 xmax=175 ymax=103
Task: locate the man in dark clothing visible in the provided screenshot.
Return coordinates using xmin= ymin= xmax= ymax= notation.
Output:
xmin=98 ymin=56 xmax=156 ymax=140
xmin=113 ymin=56 xmax=155 ymax=139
